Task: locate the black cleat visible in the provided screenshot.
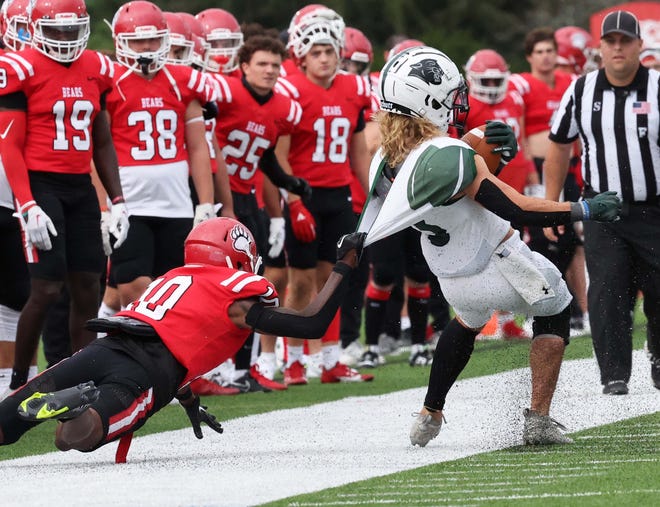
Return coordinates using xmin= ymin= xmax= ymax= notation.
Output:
xmin=17 ymin=381 xmax=100 ymax=421
xmin=602 ymin=380 xmax=629 ymax=395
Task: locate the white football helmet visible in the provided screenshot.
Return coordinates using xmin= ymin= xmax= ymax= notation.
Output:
xmin=378 ymin=46 xmax=469 ymax=133
xmin=287 ymin=4 xmax=344 ymax=60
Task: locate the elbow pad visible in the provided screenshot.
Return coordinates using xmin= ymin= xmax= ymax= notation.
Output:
xmin=474 ymin=179 xmax=572 ymax=227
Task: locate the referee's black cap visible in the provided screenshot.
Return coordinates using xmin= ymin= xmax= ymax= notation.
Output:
xmin=601 ymin=10 xmax=641 ymax=39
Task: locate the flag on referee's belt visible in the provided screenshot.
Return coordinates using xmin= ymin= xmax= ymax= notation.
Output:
xmin=632 ymin=101 xmax=650 ymax=114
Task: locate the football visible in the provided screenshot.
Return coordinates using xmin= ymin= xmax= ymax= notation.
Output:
xmin=461 ymin=125 xmax=502 ymax=174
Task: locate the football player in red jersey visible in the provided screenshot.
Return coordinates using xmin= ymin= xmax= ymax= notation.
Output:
xmin=0 ymin=219 xmax=366 ymax=459
xmin=196 ymin=8 xmax=243 ymax=78
xmin=0 ymin=0 xmax=33 ymax=395
xmin=105 ymin=1 xmax=215 ymax=311
xmin=276 ymin=7 xmax=373 ymax=384
xmin=509 ymin=28 xmax=586 ymax=333
xmin=208 ymin=35 xmax=312 ymax=391
xmin=0 ymin=0 xmax=128 ymax=391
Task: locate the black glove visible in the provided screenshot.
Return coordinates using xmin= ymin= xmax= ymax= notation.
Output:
xmin=571 ymin=191 xmax=622 ymax=222
xmin=336 ymin=232 xmax=366 ymax=262
xmin=202 ymin=101 xmax=218 ymax=121
xmin=286 ymin=176 xmax=312 ymax=202
xmin=181 ymin=393 xmax=224 ymax=439
xmin=485 ymin=120 xmax=518 ymax=162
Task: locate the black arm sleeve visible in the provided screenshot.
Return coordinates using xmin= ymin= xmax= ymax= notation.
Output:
xmin=260 ymin=147 xmax=296 ymax=189
xmin=474 ymin=179 xmax=573 ymax=227
xmin=245 ymin=263 xmax=352 ymax=339
xmin=0 ymin=92 xmax=27 ymax=111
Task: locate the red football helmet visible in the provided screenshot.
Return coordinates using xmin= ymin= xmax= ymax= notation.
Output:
xmin=287 ymin=4 xmax=344 ymax=61
xmin=2 ymin=0 xmax=31 ymax=51
xmin=555 ymin=26 xmax=596 ymax=75
xmin=185 ymin=218 xmax=262 ymax=274
xmin=29 ymin=0 xmax=89 ymax=62
xmin=195 ymin=8 xmax=243 ymax=74
xmin=191 ymin=34 xmax=209 ymax=71
xmin=176 ymin=12 xmax=204 ymax=38
xmin=163 ymin=12 xmax=193 ymax=66
xmin=112 ymin=1 xmax=170 ymax=75
xmin=341 ymin=26 xmax=373 ymax=75
xmin=387 ymin=39 xmax=424 ymax=61
xmin=464 ymin=49 xmax=510 ymax=105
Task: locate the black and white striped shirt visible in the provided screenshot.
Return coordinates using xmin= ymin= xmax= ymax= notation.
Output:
xmin=550 ymin=65 xmax=660 ymax=203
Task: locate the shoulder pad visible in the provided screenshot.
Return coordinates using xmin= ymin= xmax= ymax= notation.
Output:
xmin=407 ymin=143 xmax=477 ymax=208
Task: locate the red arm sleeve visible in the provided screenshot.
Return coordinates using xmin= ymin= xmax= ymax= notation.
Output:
xmin=0 ymin=109 xmax=33 ymax=207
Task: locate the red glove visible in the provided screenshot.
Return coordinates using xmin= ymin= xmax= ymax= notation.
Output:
xmin=288 ymin=199 xmax=316 ymax=243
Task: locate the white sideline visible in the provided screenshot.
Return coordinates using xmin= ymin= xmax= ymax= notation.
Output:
xmin=1 ymin=351 xmax=658 ymax=507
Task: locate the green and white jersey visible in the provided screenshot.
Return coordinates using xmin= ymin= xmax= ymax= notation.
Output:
xmin=359 ymin=136 xmax=510 ymax=278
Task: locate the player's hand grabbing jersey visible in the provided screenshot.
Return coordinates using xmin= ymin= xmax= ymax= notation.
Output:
xmin=118 ymin=264 xmax=278 ymax=384
xmin=276 ymin=72 xmax=371 ymax=187
xmin=210 ymin=73 xmax=302 ymax=195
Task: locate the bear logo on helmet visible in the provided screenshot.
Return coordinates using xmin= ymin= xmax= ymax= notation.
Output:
xmin=230 ymin=224 xmax=253 ymax=258
xmin=408 ymin=59 xmax=444 ymax=85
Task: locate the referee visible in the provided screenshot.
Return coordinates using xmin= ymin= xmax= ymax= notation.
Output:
xmin=544 ymin=10 xmax=660 ymax=395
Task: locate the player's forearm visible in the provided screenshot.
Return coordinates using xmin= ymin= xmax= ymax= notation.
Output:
xmin=92 ymin=114 xmax=123 ymax=201
xmin=543 ymin=142 xmax=572 ymax=201
xmin=0 ymin=110 xmax=33 ymax=206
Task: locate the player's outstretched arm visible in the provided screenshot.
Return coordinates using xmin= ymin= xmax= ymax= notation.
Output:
xmin=242 ymin=232 xmax=366 ymax=339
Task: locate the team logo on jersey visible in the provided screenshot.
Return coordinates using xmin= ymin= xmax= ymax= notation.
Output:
xmin=408 ymin=59 xmax=444 ymax=85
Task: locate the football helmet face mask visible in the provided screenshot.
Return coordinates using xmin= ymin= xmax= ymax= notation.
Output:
xmin=29 ymin=0 xmax=90 ymax=63
xmin=112 ymin=1 xmax=170 ymax=76
xmin=163 ymin=12 xmax=193 ymax=66
xmin=287 ymin=4 xmax=344 ymax=61
xmin=464 ymin=49 xmax=510 ymax=104
xmin=341 ymin=26 xmax=372 ymax=75
xmin=378 ymin=46 xmax=469 ymax=133
xmin=195 ymin=8 xmax=243 ymax=74
xmin=184 ymin=218 xmax=262 ymax=274
xmin=2 ymin=0 xmax=31 ymax=51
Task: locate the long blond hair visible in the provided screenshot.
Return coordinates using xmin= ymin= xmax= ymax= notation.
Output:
xmin=376 ymin=111 xmax=443 ymax=167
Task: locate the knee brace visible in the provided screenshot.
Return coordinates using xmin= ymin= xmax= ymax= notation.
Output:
xmin=533 ymin=304 xmax=571 ymax=345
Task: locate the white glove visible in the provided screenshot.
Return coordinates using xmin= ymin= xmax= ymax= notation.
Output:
xmin=20 ymin=201 xmax=57 ymax=251
xmin=268 ymin=217 xmax=286 ymax=258
xmin=101 ymin=211 xmax=112 ymax=256
xmin=109 ymin=202 xmax=129 ymax=249
xmin=194 ymin=203 xmax=215 ymax=227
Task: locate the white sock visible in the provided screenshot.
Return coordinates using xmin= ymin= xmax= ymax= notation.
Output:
xmin=286 ymin=345 xmax=304 ymax=367
xmin=256 ymin=353 xmax=276 ymax=380
xmin=400 ymin=315 xmax=411 ymax=331
xmin=0 ymin=305 xmax=20 ymax=342
xmin=0 ymin=368 xmax=11 ymax=390
xmin=322 ymin=344 xmax=340 ymax=369
xmin=28 ymin=365 xmax=38 ymax=380
xmin=98 ymin=301 xmax=118 ymax=319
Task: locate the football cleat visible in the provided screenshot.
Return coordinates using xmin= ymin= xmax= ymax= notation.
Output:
xmin=190 ymin=377 xmax=241 ymax=396
xmin=410 ymin=412 xmax=445 ymax=447
xmin=283 ymin=360 xmax=308 ymax=386
xmin=17 ymin=381 xmax=100 ymax=421
xmin=522 ymin=409 xmax=573 ymax=445
xmin=320 ymin=363 xmax=374 ymax=383
xmin=249 ymin=365 xmax=287 ymax=391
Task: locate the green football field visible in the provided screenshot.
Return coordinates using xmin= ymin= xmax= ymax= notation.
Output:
xmin=1 ymin=311 xmax=658 ymax=507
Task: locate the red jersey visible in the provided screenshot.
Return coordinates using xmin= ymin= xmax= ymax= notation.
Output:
xmin=466 ymin=90 xmax=535 ymax=193
xmin=106 ymin=63 xmax=214 ymax=167
xmin=118 ymin=264 xmax=278 ymax=384
xmin=280 ymin=59 xmax=300 ymax=78
xmin=0 ymin=48 xmax=114 ymax=174
xmin=276 ymin=72 xmax=371 ymax=187
xmin=211 ymin=73 xmax=302 ymax=195
xmin=508 ymin=70 xmax=573 ymax=136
